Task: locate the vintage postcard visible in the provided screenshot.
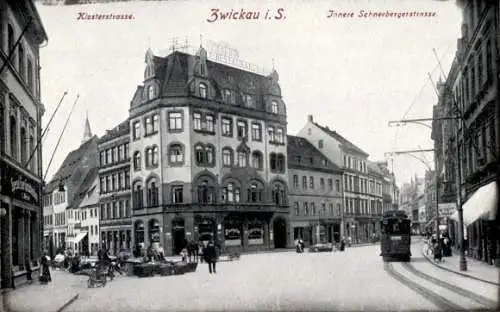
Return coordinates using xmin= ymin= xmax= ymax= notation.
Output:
xmin=0 ymin=0 xmax=499 ymax=311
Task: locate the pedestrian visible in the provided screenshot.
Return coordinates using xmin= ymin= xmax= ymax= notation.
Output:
xmin=339 ymin=238 xmax=345 ymax=251
xmin=347 ymin=236 xmax=352 ymax=247
xmin=25 ymin=258 xmax=33 ymax=284
xmin=39 ymin=254 xmax=52 ymax=284
xmin=203 ymin=240 xmax=217 ymax=274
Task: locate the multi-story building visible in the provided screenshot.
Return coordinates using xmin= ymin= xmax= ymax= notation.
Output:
xmin=297 ymin=115 xmax=384 ymax=243
xmin=42 ymin=117 xmax=98 ymax=257
xmin=432 ymin=0 xmax=499 ymax=265
xmin=399 ymin=175 xmax=425 ymax=234
xmin=98 ymin=119 xmax=132 ymax=255
xmin=75 ymin=170 xmax=100 ymax=255
xmin=128 ymin=47 xmax=289 ymax=255
xmin=374 ymin=161 xmax=398 ymax=213
xmin=0 ymin=0 xmax=48 ymax=288
xmin=287 ymin=135 xmax=343 ymax=247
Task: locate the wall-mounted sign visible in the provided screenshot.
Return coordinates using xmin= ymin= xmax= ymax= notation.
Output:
xmin=11 ymin=179 xmax=38 ymax=202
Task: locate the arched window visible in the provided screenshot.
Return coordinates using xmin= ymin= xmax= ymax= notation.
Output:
xmin=0 ymin=102 xmax=4 ymax=154
xmin=133 ymin=151 xmax=141 ymax=170
xmin=169 ymin=143 xmax=184 ymax=165
xmin=199 ymin=83 xmax=207 ymax=98
xmin=18 ymin=43 xmax=25 ymax=78
xmin=237 ymin=151 xmax=248 ymax=168
xmin=222 ymin=148 xmax=233 ymax=167
xmin=195 ymin=144 xmax=205 ymax=165
xmin=272 ymin=182 xmax=287 ymax=205
xmin=145 ymin=147 xmax=153 ymax=167
xmin=222 ymin=182 xmax=240 ymax=203
xmin=133 ymin=182 xmax=144 ymax=209
xmin=197 ymin=180 xmax=214 ymax=204
xmin=147 ymin=85 xmax=154 ymax=100
xmin=251 ymin=151 xmax=263 ymax=170
xmin=205 ymin=145 xmax=214 ymax=165
xmin=151 ymin=146 xmax=159 ymax=166
xmin=20 ymin=127 xmax=27 ymax=164
xmin=271 ymin=100 xmax=279 ymax=114
xmin=247 ymin=182 xmax=263 ymax=203
xmin=10 ymin=115 xmax=17 ymax=159
xmin=147 ymin=180 xmax=159 ymax=207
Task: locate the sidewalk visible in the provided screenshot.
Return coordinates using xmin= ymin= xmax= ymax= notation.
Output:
xmin=0 ymin=269 xmax=86 ymax=312
xmin=422 ymin=244 xmax=500 ymax=286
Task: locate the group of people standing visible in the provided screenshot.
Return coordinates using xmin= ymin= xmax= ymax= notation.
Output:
xmin=181 ymin=240 xmax=219 ymax=274
xmin=426 ymin=232 xmax=452 ymax=262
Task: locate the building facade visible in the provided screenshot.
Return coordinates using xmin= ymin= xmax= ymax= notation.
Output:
xmin=42 ymin=119 xmax=98 ymax=257
xmin=0 ymin=0 xmax=47 ymax=288
xmin=98 ymin=119 xmax=132 ymax=255
xmin=432 ymin=0 xmax=499 ymax=266
xmin=129 ymin=47 xmax=289 ymax=256
xmin=287 ymin=135 xmax=343 ymax=247
xmin=297 ymin=115 xmax=385 ymax=243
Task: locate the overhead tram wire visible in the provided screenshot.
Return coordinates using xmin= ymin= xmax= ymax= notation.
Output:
xmin=43 ymin=94 xmax=80 ymax=181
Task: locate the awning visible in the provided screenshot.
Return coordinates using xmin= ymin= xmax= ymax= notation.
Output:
xmin=450 ymin=181 xmax=497 ymax=225
xmin=74 ymin=232 xmax=88 ymax=244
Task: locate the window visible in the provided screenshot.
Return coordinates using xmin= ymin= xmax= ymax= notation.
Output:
xmin=335 ymin=179 xmax=339 ymax=192
xmin=322 ymin=203 xmax=326 ymax=216
xmin=237 ymin=121 xmax=247 ymax=139
xmin=145 ymin=147 xmax=153 ymax=167
xmin=268 ymin=126 xmax=275 ymax=142
xmin=124 ymin=143 xmax=129 ymax=159
xmin=117 ymin=145 xmax=123 ymax=162
xmin=309 ymin=176 xmax=314 ymax=189
xmin=221 ymin=118 xmax=233 ymax=137
xmin=222 ymin=89 xmax=234 ymax=104
xmin=120 ymin=172 xmax=125 ymax=189
xmin=133 ymin=121 xmax=140 ymax=140
xmin=27 ymin=59 xmax=34 ymax=92
xmin=293 ymin=175 xmax=298 ymax=188
xmin=304 ymin=202 xmax=309 ymax=215
xmin=320 ymin=178 xmax=325 ymax=190
xmin=147 ymin=85 xmax=154 ymax=100
xmin=112 ymin=147 xmax=117 ymax=163
xmin=271 ymin=101 xmax=278 ymax=114
xmin=133 ymin=183 xmax=143 ymax=209
xmin=237 ymin=151 xmax=248 ymax=167
xmin=318 ymin=139 xmax=323 ymax=149
xmin=302 ymin=176 xmax=307 ymax=189
xmin=20 ymin=127 xmax=26 ymax=164
xmin=133 ymin=151 xmax=141 ymax=170
xmin=199 ymin=83 xmax=207 ymax=98
xmin=272 ymin=183 xmax=286 ymax=205
xmin=169 ymin=144 xmax=184 ymax=165
xmin=244 ymin=94 xmax=255 ymax=109
xmin=206 ymin=115 xmax=214 ymax=132
xmin=151 ymin=146 xmax=159 ymax=166
xmin=168 ymin=112 xmax=183 ymax=131
xmin=171 ymin=186 xmax=183 ymax=203
xmin=294 ymin=202 xmax=300 ymax=216
xmin=251 ymin=123 xmax=262 ymax=141
xmin=195 ymin=145 xmax=204 ymax=164
xmin=193 ymin=113 xmax=202 ymax=130
xmin=251 ymin=151 xmax=263 ymax=170
xmin=205 ymin=146 xmax=214 ymax=165
xmin=276 ymin=128 xmax=284 ymax=144
xmin=8 ymin=24 xmax=15 ymax=54
xmin=222 ymin=182 xmax=240 ymax=203
xmin=18 ymin=44 xmax=25 ymax=78
xmin=125 ymin=172 xmax=130 ymax=188
xmin=197 ymin=180 xmax=214 ymax=204
xmin=147 ymin=181 xmax=159 ymax=207
xmin=152 ymin=114 xmax=159 ymax=133
xmin=271 ymin=153 xmax=285 ymax=173
xmin=10 ymin=116 xmax=17 ymax=159
xmin=222 ymin=148 xmax=233 ymax=167
xmin=247 ymin=182 xmax=263 ymax=203
xmin=270 ymin=153 xmax=277 ymax=171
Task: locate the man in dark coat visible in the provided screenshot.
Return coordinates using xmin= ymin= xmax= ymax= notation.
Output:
xmin=203 ymin=241 xmax=217 ymax=274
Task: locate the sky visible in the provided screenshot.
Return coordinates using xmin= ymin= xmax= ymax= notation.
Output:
xmin=35 ymin=0 xmax=462 ymax=187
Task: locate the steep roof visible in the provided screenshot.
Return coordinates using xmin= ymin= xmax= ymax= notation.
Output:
xmin=44 ymin=136 xmax=98 ymax=193
xmin=70 ymin=167 xmax=99 ymax=209
xmin=287 ymin=135 xmax=341 ymax=173
xmin=313 ymin=122 xmax=369 ymax=157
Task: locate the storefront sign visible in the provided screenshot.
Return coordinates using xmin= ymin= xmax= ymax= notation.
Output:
xmin=11 ymin=179 xmax=38 ymax=202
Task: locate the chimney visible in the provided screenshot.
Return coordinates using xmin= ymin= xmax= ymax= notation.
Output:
xmin=307 ymin=115 xmax=313 ymax=123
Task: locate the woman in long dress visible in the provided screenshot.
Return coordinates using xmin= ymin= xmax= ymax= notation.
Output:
xmin=39 ymin=255 xmax=52 ymax=284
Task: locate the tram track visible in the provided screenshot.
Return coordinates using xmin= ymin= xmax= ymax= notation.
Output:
xmin=401 ymin=262 xmax=497 ymax=309
xmin=384 ymin=262 xmax=463 ymax=311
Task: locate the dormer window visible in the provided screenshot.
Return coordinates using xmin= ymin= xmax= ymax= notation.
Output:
xmin=271 ymin=101 xmax=279 ymax=114
xmin=147 ymin=85 xmax=155 ymax=100
xmin=199 ymin=83 xmax=207 ymax=98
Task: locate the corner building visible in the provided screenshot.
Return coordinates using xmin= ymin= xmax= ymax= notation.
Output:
xmin=129 ymin=47 xmax=289 ymax=255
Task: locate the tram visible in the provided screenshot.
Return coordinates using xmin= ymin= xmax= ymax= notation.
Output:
xmin=380 ymin=210 xmax=411 ymax=262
